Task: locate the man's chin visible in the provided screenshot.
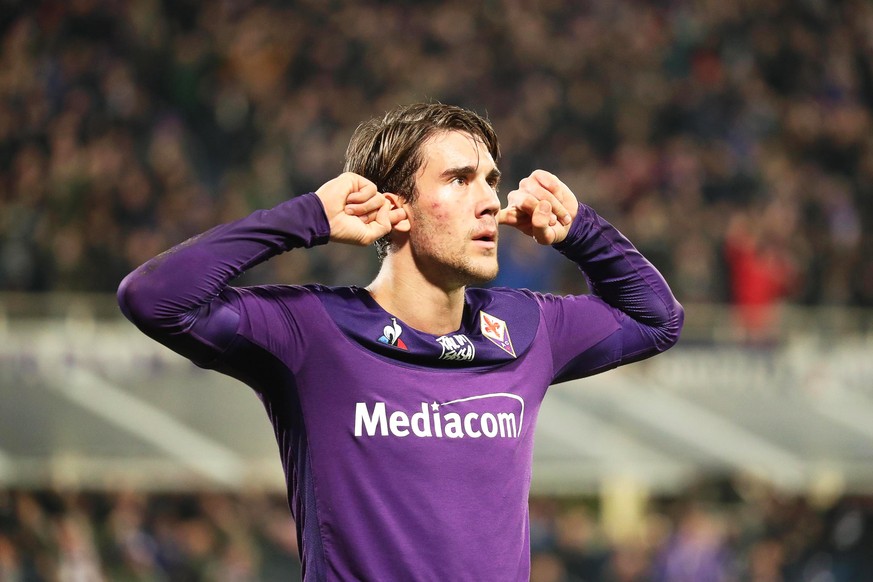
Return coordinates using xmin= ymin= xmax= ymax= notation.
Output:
xmin=464 ymin=262 xmax=499 ymax=286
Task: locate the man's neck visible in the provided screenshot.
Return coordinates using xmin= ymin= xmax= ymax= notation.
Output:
xmin=366 ymin=260 xmax=467 ymax=336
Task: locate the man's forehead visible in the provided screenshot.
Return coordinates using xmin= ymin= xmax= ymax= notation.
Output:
xmin=421 ymin=130 xmax=496 ymax=171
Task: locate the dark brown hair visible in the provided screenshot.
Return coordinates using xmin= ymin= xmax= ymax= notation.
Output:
xmin=343 ymin=103 xmax=500 ymax=260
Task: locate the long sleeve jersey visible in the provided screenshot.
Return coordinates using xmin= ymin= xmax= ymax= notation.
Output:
xmin=117 ymin=192 xmax=683 ymax=581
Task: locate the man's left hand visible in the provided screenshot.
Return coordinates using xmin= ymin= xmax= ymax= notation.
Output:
xmin=498 ymin=170 xmax=579 ymax=245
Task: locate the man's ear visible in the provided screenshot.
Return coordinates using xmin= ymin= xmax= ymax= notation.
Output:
xmin=384 ymin=192 xmax=411 ymax=233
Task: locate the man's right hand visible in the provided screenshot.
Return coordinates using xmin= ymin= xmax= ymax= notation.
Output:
xmin=315 ymin=173 xmax=407 ymax=245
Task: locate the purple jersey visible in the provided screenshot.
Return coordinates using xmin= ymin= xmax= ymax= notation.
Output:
xmin=118 ymin=193 xmax=683 ymax=580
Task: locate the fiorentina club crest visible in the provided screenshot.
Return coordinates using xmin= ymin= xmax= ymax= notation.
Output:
xmin=479 ymin=311 xmax=516 ymax=358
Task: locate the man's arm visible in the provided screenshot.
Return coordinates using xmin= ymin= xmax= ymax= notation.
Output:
xmin=117 ymin=173 xmax=403 ymax=365
xmin=499 ymin=170 xmax=684 ymax=382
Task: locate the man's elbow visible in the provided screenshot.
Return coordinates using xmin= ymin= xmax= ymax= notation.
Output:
xmin=656 ymin=298 xmax=685 ymax=352
xmin=118 ymin=270 xmax=150 ymax=324
xmin=117 ymin=269 xmax=175 ymax=334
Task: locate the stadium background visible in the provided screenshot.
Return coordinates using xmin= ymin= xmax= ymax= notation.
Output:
xmin=1 ymin=0 xmax=873 ymax=579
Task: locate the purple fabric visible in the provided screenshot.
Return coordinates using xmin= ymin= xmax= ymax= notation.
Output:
xmin=118 ymin=193 xmax=683 ymax=580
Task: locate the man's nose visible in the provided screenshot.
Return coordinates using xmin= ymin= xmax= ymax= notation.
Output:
xmin=475 ymin=179 xmax=500 ymax=216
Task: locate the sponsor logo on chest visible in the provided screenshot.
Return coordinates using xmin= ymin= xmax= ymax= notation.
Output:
xmin=354 ymin=393 xmax=525 ymax=440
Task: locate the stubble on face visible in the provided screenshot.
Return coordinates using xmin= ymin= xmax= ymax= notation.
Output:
xmin=408 ymin=200 xmax=499 ymax=288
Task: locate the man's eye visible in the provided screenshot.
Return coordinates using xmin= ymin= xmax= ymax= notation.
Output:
xmin=453 ymin=177 xmax=468 ymax=186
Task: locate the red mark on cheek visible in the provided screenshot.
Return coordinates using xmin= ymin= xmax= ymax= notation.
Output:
xmin=429 ymin=202 xmax=449 ymax=220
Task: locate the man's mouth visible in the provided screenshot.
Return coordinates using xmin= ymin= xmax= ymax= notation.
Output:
xmin=472 ymin=228 xmax=498 ymax=247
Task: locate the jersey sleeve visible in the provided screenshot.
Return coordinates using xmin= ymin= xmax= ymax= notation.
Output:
xmin=116 ymin=193 xmax=330 ymax=370
xmin=535 ymin=202 xmax=684 ymax=383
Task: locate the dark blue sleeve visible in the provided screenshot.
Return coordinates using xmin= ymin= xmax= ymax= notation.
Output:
xmin=537 ymin=202 xmax=684 ymax=383
xmin=116 ymin=193 xmax=330 ymax=366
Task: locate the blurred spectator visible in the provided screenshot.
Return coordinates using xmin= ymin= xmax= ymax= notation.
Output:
xmin=0 ymin=533 xmax=22 ymax=582
xmin=553 ymin=506 xmax=609 ymax=581
xmin=531 ymin=550 xmax=580 ymax=582
xmin=651 ymin=503 xmax=732 ymax=582
xmin=723 ymin=209 xmax=798 ymax=339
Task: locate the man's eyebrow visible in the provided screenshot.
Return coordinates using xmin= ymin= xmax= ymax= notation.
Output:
xmin=440 ymin=165 xmax=502 ymax=181
xmin=440 ymin=165 xmax=477 ymax=179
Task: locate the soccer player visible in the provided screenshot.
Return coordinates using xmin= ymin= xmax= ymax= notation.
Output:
xmin=118 ymin=103 xmax=683 ymax=580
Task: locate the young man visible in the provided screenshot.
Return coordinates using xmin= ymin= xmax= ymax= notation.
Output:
xmin=118 ymin=103 xmax=683 ymax=580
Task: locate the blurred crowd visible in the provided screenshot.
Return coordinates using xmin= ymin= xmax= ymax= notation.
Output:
xmin=1 ymin=478 xmax=871 ymax=581
xmin=527 ymin=479 xmax=873 ymax=582
xmin=1 ymin=0 xmax=873 ymax=326
xmin=0 ymin=487 xmax=301 ymax=581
